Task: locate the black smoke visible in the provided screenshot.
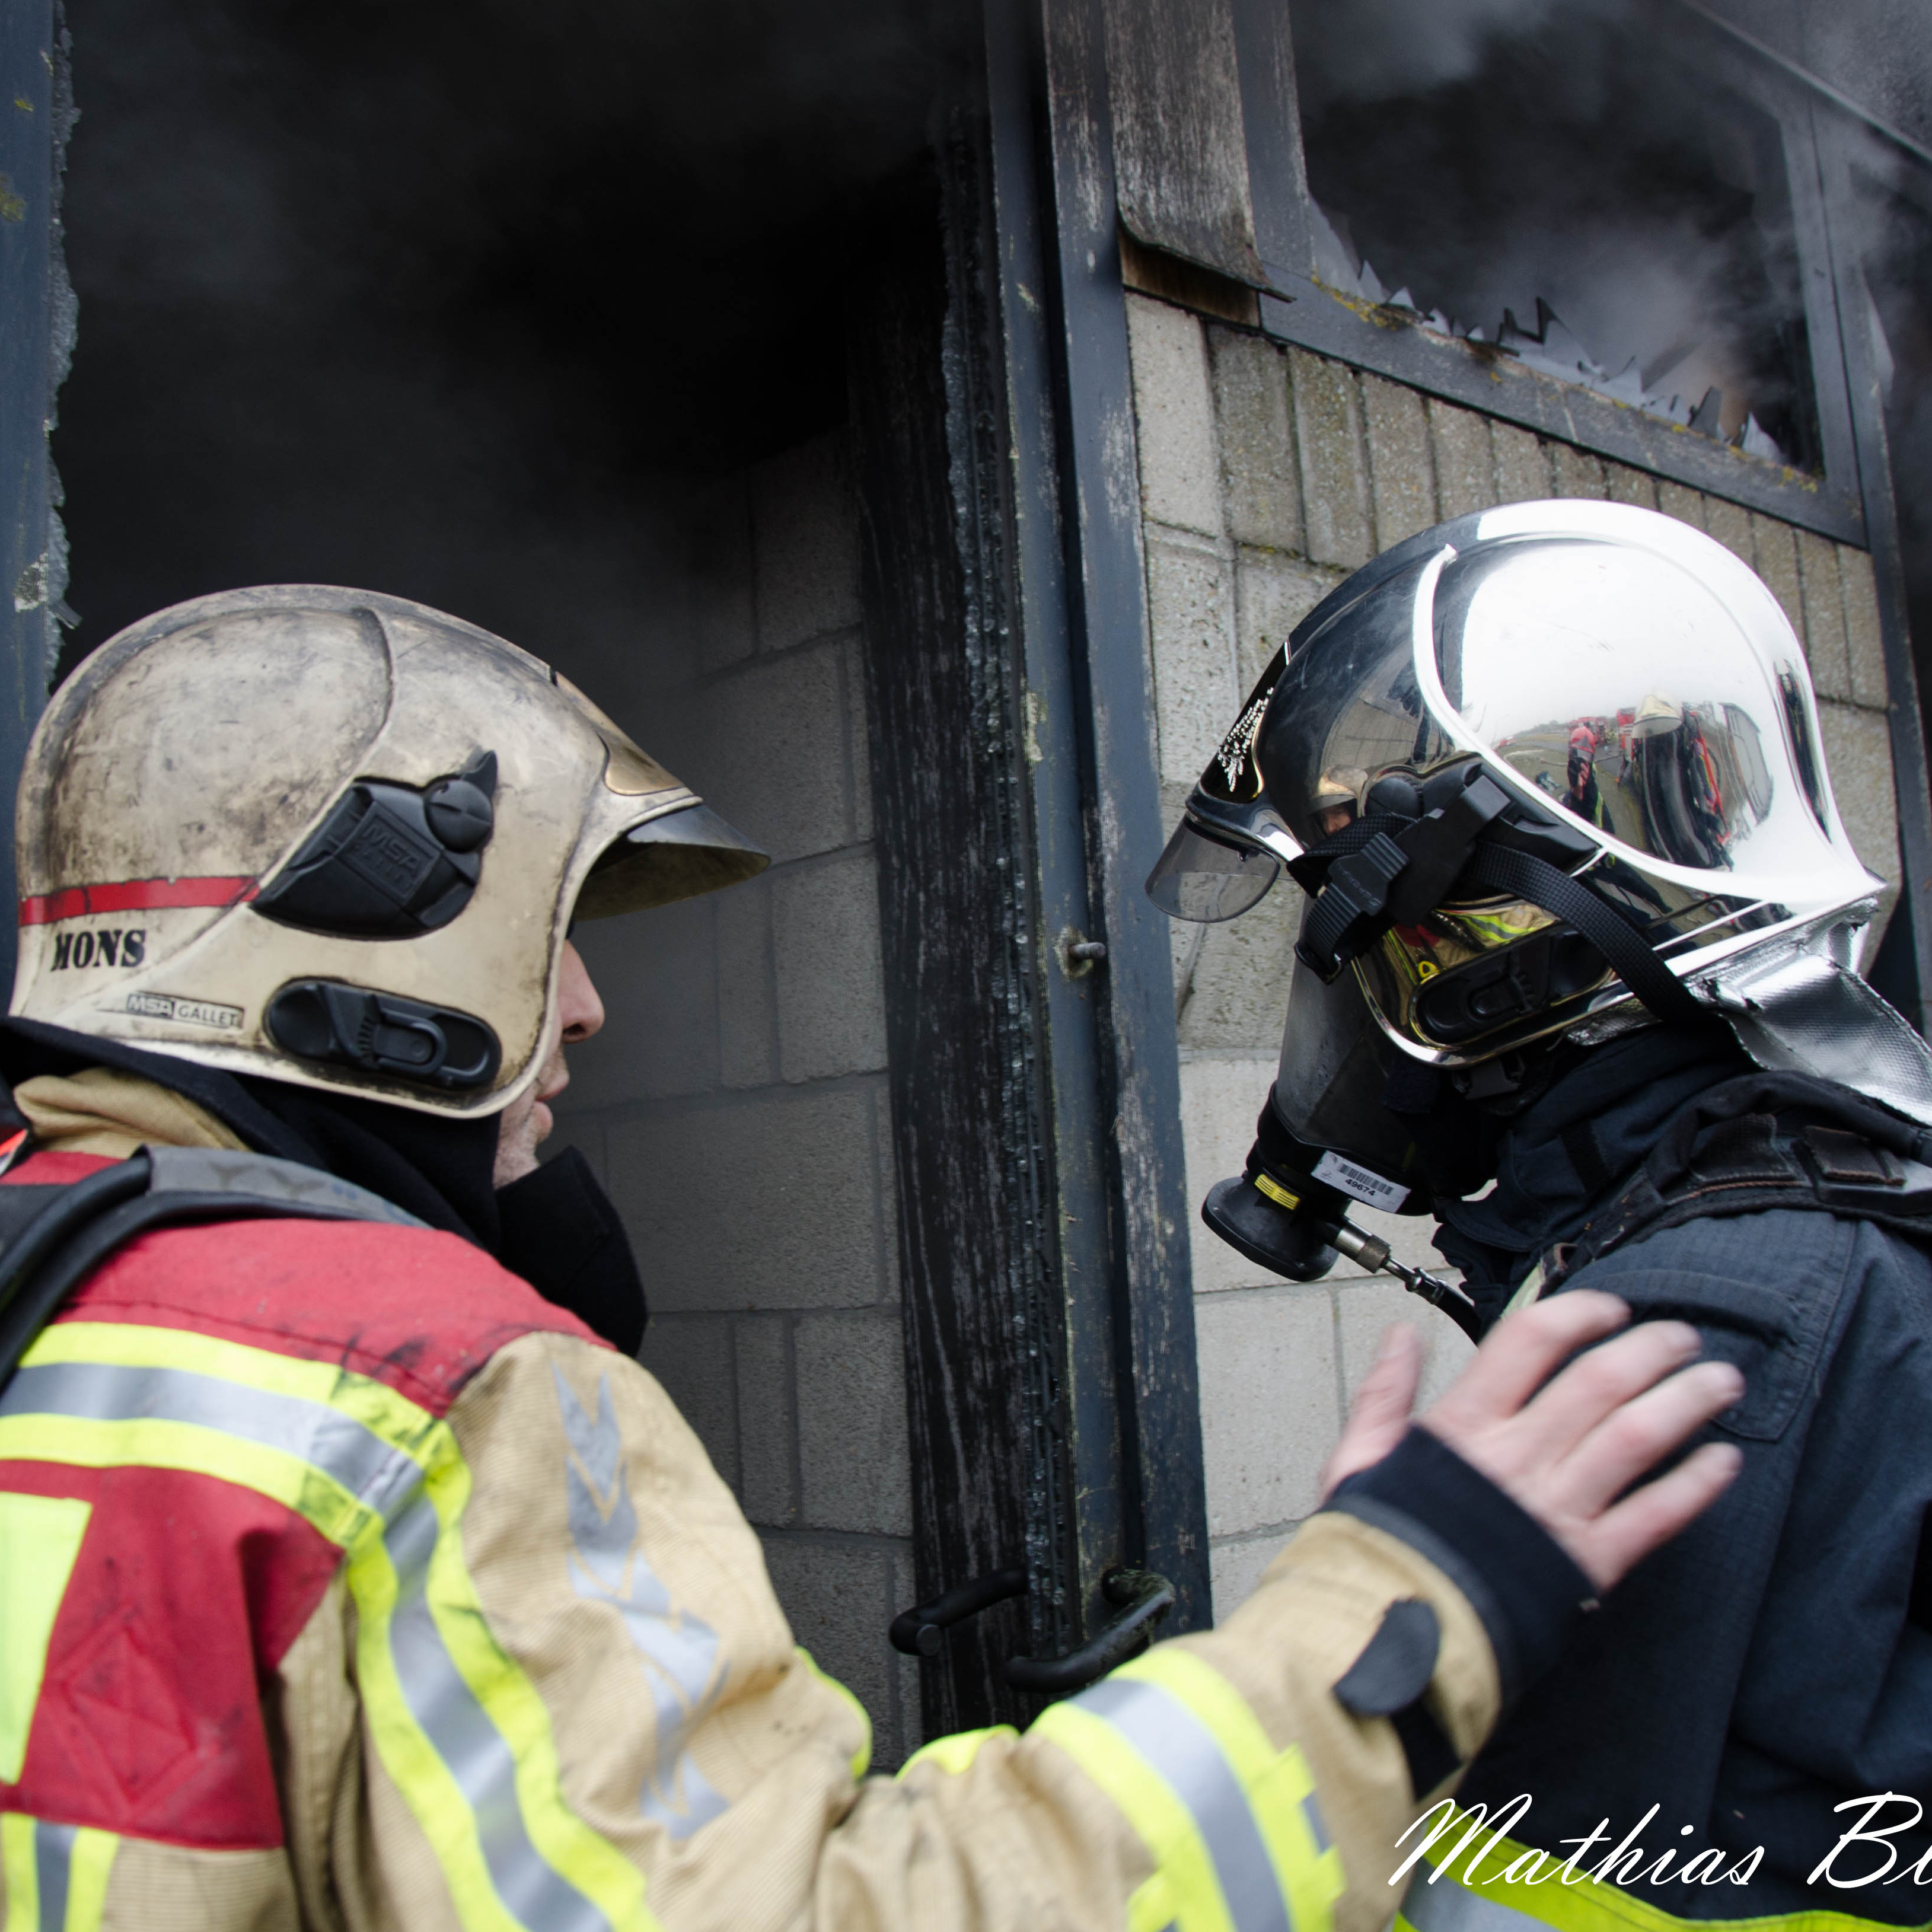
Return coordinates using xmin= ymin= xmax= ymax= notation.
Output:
xmin=54 ymin=0 xmax=964 ymax=678
xmin=1288 ymin=0 xmax=1821 ymax=466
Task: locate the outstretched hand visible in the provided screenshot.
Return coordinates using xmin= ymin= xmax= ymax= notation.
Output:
xmin=1321 ymin=1291 xmax=1743 ymax=1593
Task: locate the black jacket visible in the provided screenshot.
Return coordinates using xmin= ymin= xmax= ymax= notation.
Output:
xmin=1439 ymin=1028 xmax=1932 ymax=1919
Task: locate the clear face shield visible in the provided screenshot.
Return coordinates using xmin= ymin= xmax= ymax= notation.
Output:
xmin=1143 ymin=818 xmax=1281 ymax=923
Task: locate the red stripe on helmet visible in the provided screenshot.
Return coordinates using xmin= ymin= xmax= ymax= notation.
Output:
xmin=18 ymin=875 xmax=259 ymax=926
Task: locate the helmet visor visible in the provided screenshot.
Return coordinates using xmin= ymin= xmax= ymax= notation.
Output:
xmin=1147 ymin=817 xmax=1282 ymax=923
xmin=578 ymin=802 xmax=770 ymax=918
xmin=1258 ymin=555 xmax=1462 ymax=852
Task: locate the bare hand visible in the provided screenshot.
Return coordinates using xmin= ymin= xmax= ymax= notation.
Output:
xmin=1322 ymin=1292 xmax=1743 ymax=1593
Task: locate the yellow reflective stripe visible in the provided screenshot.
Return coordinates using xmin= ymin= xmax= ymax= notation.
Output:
xmin=25 ymin=1324 xmax=441 ymax=1464
xmin=1117 ymin=1650 xmax=1343 ymax=1932
xmin=1035 ymin=1696 xmax=1237 ymax=1932
xmin=1037 ymin=1647 xmax=1346 ymax=1932
xmin=347 ymin=1514 xmax=522 ymax=1930
xmin=1500 ymin=1264 xmax=1546 ymax=1321
xmin=366 ymin=1440 xmax=653 ymax=1931
xmin=1397 ymin=1810 xmax=1925 ymax=1932
xmin=2 ymin=1812 xmax=37 ymax=1931
xmin=0 ymin=1497 xmax=91 ymax=1783
xmin=2 ymin=1325 xmax=658 ymax=1932
xmin=0 ymin=1816 xmax=112 ymax=1932
xmin=898 ymin=1726 xmax=1017 ymax=1780
xmin=795 ymin=1649 xmax=873 ymax=1781
xmin=0 ymin=1415 xmax=378 ymax=1547
xmin=61 ymin=1830 xmax=115 ymax=1932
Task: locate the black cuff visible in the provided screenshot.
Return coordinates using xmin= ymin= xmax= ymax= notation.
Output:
xmin=1326 ymin=1426 xmax=1593 ymax=1704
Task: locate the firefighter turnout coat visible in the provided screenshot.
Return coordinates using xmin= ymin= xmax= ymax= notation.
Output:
xmin=0 ymin=1069 xmax=1584 ymax=1932
xmin=1426 ymin=1028 xmax=1932 ymax=1930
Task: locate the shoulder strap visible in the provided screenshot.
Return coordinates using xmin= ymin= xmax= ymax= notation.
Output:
xmin=1542 ymin=1072 xmax=1932 ymax=1291
xmin=0 ymin=1146 xmax=426 ymax=1393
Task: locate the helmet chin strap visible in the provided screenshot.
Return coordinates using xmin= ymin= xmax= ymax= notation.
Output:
xmin=1461 ymin=844 xmax=1708 ymax=1029
xmin=1290 ymin=763 xmax=1713 ymax=1035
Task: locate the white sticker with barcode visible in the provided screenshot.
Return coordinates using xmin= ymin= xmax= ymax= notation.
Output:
xmin=1312 ymin=1150 xmax=1409 ymax=1213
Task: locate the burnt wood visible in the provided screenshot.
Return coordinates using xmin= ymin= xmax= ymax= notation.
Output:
xmin=0 ymin=0 xmax=67 ymax=990
xmin=1101 ymin=0 xmax=1263 ymax=287
xmin=1039 ymin=0 xmax=1214 ymax=1635
xmin=848 ymin=132 xmax=1075 ymax=1737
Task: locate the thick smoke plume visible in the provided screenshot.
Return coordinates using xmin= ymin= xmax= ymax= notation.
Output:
xmin=1290 ymin=0 xmax=1816 ymax=465
xmin=55 ymin=0 xmax=963 ymax=683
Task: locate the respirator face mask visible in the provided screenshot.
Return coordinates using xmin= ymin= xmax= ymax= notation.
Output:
xmin=1147 ymin=500 xmax=1886 ymax=1331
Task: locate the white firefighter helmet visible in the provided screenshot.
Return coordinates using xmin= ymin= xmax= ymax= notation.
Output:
xmin=11 ymin=585 xmax=768 ymax=1117
xmin=1147 ymin=501 xmax=1931 ymax=1114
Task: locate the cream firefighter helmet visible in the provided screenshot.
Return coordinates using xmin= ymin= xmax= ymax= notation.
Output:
xmin=11 ymin=585 xmax=767 ymax=1116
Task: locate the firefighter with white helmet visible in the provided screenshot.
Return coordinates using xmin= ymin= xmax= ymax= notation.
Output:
xmin=0 ymin=582 xmax=1738 ymax=1930
xmin=1151 ymin=500 xmax=1932 ymax=1924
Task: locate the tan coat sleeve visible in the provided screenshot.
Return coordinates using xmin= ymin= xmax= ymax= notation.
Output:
xmin=290 ymin=1331 xmax=1506 ymax=1932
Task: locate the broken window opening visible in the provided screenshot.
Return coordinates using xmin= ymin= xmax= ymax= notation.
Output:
xmin=1287 ymin=0 xmax=1823 ymax=473
xmin=1857 ymin=167 xmax=1932 ymax=758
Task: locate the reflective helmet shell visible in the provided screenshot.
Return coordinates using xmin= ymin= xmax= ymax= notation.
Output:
xmin=1151 ymin=500 xmax=1881 ymax=1063
xmin=12 ymin=585 xmax=767 ymax=1115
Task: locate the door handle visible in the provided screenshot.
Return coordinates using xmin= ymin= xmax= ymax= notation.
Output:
xmin=888 ymin=1567 xmax=1029 ymax=1657
xmin=1002 ymin=1568 xmax=1175 ymax=1694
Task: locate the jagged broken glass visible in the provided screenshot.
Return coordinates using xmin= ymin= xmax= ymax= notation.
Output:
xmin=1290 ymin=0 xmax=1820 ymax=471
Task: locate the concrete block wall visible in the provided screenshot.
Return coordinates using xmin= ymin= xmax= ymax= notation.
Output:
xmin=550 ymin=430 xmax=920 ymax=1768
xmin=1125 ymin=292 xmax=1902 ymax=1617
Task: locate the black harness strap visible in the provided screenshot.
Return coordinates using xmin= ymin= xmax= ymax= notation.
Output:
xmin=1463 ymin=846 xmax=1710 ymax=1030
xmin=1289 ymin=796 xmax=1713 ymax=1031
xmin=1539 ymin=1072 xmax=1932 ymax=1293
xmin=0 ymin=1145 xmax=425 ymax=1395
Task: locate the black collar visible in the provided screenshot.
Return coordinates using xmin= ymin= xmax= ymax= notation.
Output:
xmin=0 ymin=1018 xmax=501 ymax=1249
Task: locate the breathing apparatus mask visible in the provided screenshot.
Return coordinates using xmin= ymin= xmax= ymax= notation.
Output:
xmin=1148 ymin=500 xmax=1905 ymax=1328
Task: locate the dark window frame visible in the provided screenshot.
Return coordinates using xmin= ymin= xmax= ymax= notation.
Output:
xmin=1233 ymin=0 xmax=1882 ymax=545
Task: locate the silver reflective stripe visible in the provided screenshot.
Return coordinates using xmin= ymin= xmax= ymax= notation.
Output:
xmin=385 ymin=1491 xmax=613 ymax=1932
xmin=6 ymin=1354 xmax=608 ymax=1932
xmin=1301 ymin=1793 xmax=1331 ymax=1858
xmin=34 ymin=1819 xmax=73 ymax=1932
xmin=1399 ymin=1868 xmax=1542 ymax=1932
xmin=1075 ymin=1676 xmax=1292 ymax=1932
xmin=145 ymin=1144 xmax=428 ymax=1228
xmin=553 ymin=1367 xmax=728 ymax=1841
xmin=1 ymin=1362 xmax=423 ymax=1519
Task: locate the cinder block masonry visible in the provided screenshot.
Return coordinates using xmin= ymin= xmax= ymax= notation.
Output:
xmin=556 ymin=428 xmax=919 ymax=1765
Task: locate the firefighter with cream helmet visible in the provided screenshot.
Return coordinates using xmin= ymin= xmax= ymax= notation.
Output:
xmin=1150 ymin=500 xmax=1932 ymax=1927
xmin=0 ymin=583 xmax=1738 ymax=1932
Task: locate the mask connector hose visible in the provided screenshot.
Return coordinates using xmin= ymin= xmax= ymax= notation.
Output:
xmin=1333 ymin=1222 xmax=1484 ymax=1343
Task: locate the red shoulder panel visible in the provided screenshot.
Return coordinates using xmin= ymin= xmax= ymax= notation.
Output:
xmin=0 ymin=1459 xmax=339 ymax=1848
xmin=7 ymin=1149 xmax=606 ymax=1414
xmin=0 ymin=1149 xmax=610 ymax=1848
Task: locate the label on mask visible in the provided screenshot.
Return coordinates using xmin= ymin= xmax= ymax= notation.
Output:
xmin=1313 ymin=1150 xmax=1409 ymax=1213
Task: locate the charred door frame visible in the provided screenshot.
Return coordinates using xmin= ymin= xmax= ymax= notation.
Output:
xmin=0 ymin=0 xmax=68 ymax=991
xmin=1229 ymin=0 xmax=1867 ymax=543
xmin=849 ymin=0 xmax=1210 ymax=1737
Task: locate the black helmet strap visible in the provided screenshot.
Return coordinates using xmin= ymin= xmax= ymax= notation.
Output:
xmin=1462 ymin=844 xmax=1707 ymax=1029
xmin=1290 ymin=766 xmax=1710 ymax=1032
